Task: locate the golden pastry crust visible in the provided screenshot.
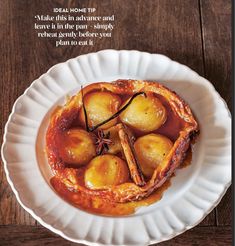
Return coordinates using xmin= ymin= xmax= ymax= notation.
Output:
xmin=46 ymin=79 xmax=199 ymax=203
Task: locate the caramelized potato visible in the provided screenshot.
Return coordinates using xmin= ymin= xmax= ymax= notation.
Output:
xmin=85 ymin=155 xmax=129 ymax=189
xmin=59 ymin=129 xmax=96 ymax=166
xmin=79 ymin=91 xmax=121 ymax=129
xmin=134 ymin=134 xmax=173 ymax=177
xmin=119 ymin=93 xmax=167 ymax=132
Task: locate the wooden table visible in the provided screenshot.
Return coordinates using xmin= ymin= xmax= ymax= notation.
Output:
xmin=0 ymin=0 xmax=231 ymax=245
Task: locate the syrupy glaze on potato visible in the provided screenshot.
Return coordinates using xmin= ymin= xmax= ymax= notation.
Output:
xmin=46 ymin=80 xmax=199 ymax=216
xmin=84 ymin=155 xmax=129 ymax=189
xmin=134 ymin=134 xmax=174 ymax=177
xmin=78 ymin=91 xmax=122 ymax=129
xmin=119 ymin=93 xmax=167 ymax=132
xmin=58 ymin=129 xmax=96 ymax=166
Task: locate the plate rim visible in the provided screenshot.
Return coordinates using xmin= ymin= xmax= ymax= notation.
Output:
xmin=1 ymin=49 xmax=231 ymax=246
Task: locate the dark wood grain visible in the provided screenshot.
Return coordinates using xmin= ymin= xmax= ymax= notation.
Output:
xmin=200 ymin=0 xmax=232 ymax=110
xmin=0 ymin=0 xmax=231 ymax=245
xmin=216 ymin=186 xmax=232 ymax=226
xmin=199 ymin=0 xmax=232 ymax=226
xmin=158 ymin=226 xmax=232 ymax=246
xmin=0 ymin=0 xmax=37 ymax=226
xmin=113 ymin=0 xmax=206 ymax=74
xmin=0 ymin=225 xmax=232 ymax=246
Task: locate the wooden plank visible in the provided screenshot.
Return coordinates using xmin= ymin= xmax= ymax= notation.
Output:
xmin=0 ymin=225 xmax=232 ymax=246
xmin=0 ymin=0 xmax=37 ymax=226
xmin=199 ymin=0 xmax=232 ymax=226
xmin=0 ymin=225 xmax=80 ymax=246
xmin=216 ymin=186 xmax=232 ymax=225
xmin=200 ymin=0 xmax=232 ymax=109
xmin=113 ymin=0 xmax=205 ymax=74
xmin=158 ymin=226 xmax=232 ymax=246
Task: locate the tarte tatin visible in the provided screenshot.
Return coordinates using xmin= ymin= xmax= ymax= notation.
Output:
xmin=46 ymin=79 xmax=199 ymax=216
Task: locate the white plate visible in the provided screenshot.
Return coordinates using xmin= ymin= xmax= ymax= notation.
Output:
xmin=1 ymin=50 xmax=231 ymax=246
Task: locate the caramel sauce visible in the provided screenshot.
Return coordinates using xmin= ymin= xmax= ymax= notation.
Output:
xmin=50 ymin=149 xmax=191 ymax=216
xmin=51 ymin=176 xmax=171 ymax=216
xmin=47 ymin=89 xmax=193 ymax=216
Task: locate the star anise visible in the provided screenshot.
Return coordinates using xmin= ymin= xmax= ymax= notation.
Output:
xmin=81 ymin=86 xmax=146 ymax=155
xmin=95 ymin=129 xmax=113 ymax=155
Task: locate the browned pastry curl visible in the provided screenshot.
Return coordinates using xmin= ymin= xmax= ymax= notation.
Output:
xmin=46 ymin=80 xmax=199 ymax=203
